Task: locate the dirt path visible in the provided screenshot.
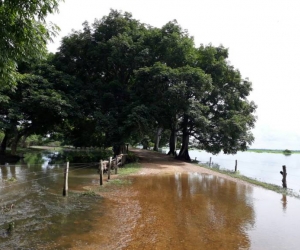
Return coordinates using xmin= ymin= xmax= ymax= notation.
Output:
xmin=130 ymin=148 xmax=254 ymax=187
xmin=65 ymin=148 xmax=257 ymax=250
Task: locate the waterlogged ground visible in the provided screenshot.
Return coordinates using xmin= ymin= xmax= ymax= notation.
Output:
xmin=1 ymin=149 xmax=300 ymax=249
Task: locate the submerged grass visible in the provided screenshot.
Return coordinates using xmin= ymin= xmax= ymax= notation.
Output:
xmin=81 ymin=189 xmax=97 ymax=196
xmin=200 ymin=164 xmax=300 ymax=198
xmin=118 ymin=163 xmax=142 ymax=175
xmin=101 ymin=163 xmax=140 ymax=188
xmin=87 ymin=163 xmax=142 ymax=193
xmin=107 ymin=179 xmax=132 ymax=186
xmin=5 ymin=177 xmax=17 ymax=182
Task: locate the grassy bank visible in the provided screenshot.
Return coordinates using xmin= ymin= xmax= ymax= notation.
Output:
xmin=118 ymin=163 xmax=142 ymax=175
xmin=200 ymin=164 xmax=300 ymax=198
xmin=85 ymin=162 xmax=142 ymax=193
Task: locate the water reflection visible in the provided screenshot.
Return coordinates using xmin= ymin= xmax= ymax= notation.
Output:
xmin=281 ymin=194 xmax=287 ymax=212
xmin=0 ymin=166 xmax=8 ymax=179
xmin=126 ymin=173 xmax=255 ymax=249
xmin=0 ymin=150 xmax=105 ymax=249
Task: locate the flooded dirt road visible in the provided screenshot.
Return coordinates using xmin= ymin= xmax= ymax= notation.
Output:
xmin=52 ymin=149 xmax=300 ymax=250
xmin=1 ymin=149 xmax=299 ymax=249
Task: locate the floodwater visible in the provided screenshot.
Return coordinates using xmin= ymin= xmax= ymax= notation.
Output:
xmin=1 ymin=150 xmax=300 ymax=249
xmin=0 ymin=150 xmax=104 ymax=249
xmin=122 ymin=173 xmax=300 ymax=250
xmin=187 ymin=149 xmax=300 ymax=192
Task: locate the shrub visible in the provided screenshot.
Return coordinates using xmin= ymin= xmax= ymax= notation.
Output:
xmin=283 ymin=149 xmax=292 ymax=155
xmin=126 ymin=151 xmax=139 ymax=163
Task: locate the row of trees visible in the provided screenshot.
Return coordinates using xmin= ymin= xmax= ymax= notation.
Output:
xmin=0 ymin=10 xmax=256 ymax=161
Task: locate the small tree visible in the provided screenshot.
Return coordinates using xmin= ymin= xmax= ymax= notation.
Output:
xmin=283 ymin=149 xmax=292 ymax=155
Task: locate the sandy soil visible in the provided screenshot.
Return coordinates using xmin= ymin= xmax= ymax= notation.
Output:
xmin=130 ymin=148 xmax=254 ymax=187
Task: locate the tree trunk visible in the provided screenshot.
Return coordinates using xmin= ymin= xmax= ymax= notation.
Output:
xmin=177 ymin=132 xmax=191 ymax=161
xmin=10 ymin=133 xmax=22 ymax=155
xmin=141 ymin=138 xmax=149 ymax=150
xmin=113 ymin=144 xmax=126 ymax=156
xmin=20 ymin=135 xmax=28 ymax=148
xmin=177 ymin=115 xmax=191 ymax=161
xmin=154 ymin=127 xmax=163 ymax=151
xmin=0 ymin=134 xmax=8 ymax=155
xmin=167 ymin=128 xmax=177 ymax=156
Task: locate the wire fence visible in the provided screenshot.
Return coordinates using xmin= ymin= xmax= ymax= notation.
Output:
xmin=0 ymin=163 xmax=99 ymax=190
xmin=194 ymin=154 xmax=300 ymax=192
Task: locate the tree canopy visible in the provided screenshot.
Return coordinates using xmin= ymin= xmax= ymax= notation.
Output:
xmin=0 ymin=0 xmax=61 ymax=90
xmin=0 ymin=9 xmax=257 ymax=160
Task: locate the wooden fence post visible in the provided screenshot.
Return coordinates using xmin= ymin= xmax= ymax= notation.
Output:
xmin=108 ymin=157 xmax=112 ymax=180
xmin=99 ymin=160 xmax=103 ymax=186
xmin=115 ymin=157 xmax=118 ymax=174
xmin=121 ymin=154 xmax=126 ymax=166
xmin=235 ymin=160 xmax=238 ymax=172
xmin=63 ymin=162 xmax=69 ymax=196
xmin=280 ymin=165 xmax=287 ymax=188
xmin=209 ymin=157 xmax=212 ymax=167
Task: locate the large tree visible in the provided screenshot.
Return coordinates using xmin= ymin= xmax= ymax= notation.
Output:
xmin=134 ymin=46 xmax=256 ymax=161
xmin=53 ymin=10 xmax=154 ymax=154
xmin=133 ymin=20 xmax=198 ymax=154
xmin=176 ymin=45 xmax=256 ymax=160
xmin=0 ymin=0 xmax=61 ymax=91
xmin=0 ymin=61 xmax=70 ymax=155
xmin=51 ymin=10 xmax=256 ymax=160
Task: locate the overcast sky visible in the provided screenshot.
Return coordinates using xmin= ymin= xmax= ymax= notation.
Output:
xmin=47 ymin=0 xmax=300 ymax=149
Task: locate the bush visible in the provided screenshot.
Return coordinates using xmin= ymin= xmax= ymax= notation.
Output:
xmin=126 ymin=151 xmax=139 ymax=163
xmin=283 ymin=149 xmax=292 ymax=155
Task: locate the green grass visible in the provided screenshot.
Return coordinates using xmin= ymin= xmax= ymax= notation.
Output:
xmin=91 ymin=163 xmax=141 ymax=192
xmin=4 ymin=177 xmax=17 ymax=182
xmin=81 ymin=189 xmax=97 ymax=196
xmin=118 ymin=163 xmax=142 ymax=175
xmin=200 ymin=164 xmax=300 ymax=198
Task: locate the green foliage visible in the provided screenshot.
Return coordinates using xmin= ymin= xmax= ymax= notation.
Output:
xmin=0 ymin=131 xmax=4 ymax=142
xmin=0 ymin=60 xmax=71 ymax=154
xmin=1 ymin=9 xmax=256 ymax=158
xmin=47 ymin=149 xmax=113 ymax=164
xmin=52 ymin=10 xmax=152 ymax=148
xmin=0 ymin=0 xmax=62 ymax=89
xmin=126 ymin=151 xmax=139 ymax=163
xmin=283 ymin=149 xmax=292 ymax=155
xmin=25 ymin=135 xmax=45 ymax=146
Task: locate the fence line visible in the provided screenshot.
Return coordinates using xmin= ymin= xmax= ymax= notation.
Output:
xmin=201 ymin=157 xmax=300 ymax=189
xmin=0 ymin=164 xmax=96 ymax=190
xmin=0 ymin=162 xmax=99 ymax=177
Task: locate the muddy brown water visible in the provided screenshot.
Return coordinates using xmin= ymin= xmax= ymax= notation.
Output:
xmin=1 ymin=151 xmax=300 ymax=249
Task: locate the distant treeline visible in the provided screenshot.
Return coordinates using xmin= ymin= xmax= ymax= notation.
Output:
xmin=248 ymin=149 xmax=300 ymax=154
